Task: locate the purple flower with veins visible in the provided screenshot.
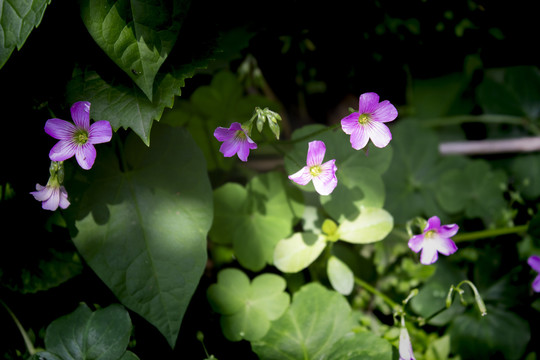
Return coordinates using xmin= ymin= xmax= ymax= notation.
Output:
xmin=408 ymin=216 xmax=458 ymax=265
xmin=214 ymin=122 xmax=257 ymax=162
xmin=399 ymin=321 xmax=416 ymax=360
xmin=31 ymin=183 xmax=70 ymax=211
xmin=341 ymin=92 xmax=398 ymax=150
xmin=528 ymin=255 xmax=540 ymax=292
xmin=288 ymin=140 xmax=337 ymax=196
xmin=45 ymin=101 xmax=112 ymax=170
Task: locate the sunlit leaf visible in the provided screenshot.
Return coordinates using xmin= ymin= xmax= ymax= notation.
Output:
xmin=207 ymin=268 xmax=290 ymax=342
xmin=80 ymin=0 xmax=190 ymax=100
xmin=0 ymin=0 xmax=51 ymax=69
xmin=70 ymin=123 xmax=213 ymax=348
xmin=251 ymin=283 xmax=357 ymax=360
xmin=273 ymin=232 xmax=327 ymax=273
xmin=338 ymin=207 xmax=393 ymax=244
xmin=327 ymin=255 xmax=354 ymax=295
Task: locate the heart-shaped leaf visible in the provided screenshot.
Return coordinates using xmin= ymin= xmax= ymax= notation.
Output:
xmin=80 ymin=0 xmax=190 ymax=100
xmin=207 ymin=268 xmax=290 ymax=342
xmin=70 ymin=123 xmax=213 ymax=348
xmin=338 ymin=207 xmax=393 ymax=244
xmin=44 ymin=303 xmax=132 ymax=360
xmin=273 ymin=232 xmax=327 ymax=273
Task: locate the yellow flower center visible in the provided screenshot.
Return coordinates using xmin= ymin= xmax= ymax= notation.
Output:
xmin=74 ymin=129 xmax=89 ymax=145
xmin=358 ymin=113 xmax=371 ymax=125
xmin=424 ymin=229 xmax=437 ymax=239
xmin=236 ymin=130 xmax=247 ymax=139
xmin=310 ymin=165 xmax=322 ymax=177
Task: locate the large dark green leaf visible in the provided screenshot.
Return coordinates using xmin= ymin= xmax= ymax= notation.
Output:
xmin=44 ymin=303 xmax=132 ymax=360
xmin=80 ymin=0 xmax=190 ymax=100
xmin=0 ymin=0 xmax=51 ymax=69
xmin=70 ymin=123 xmax=213 ymax=348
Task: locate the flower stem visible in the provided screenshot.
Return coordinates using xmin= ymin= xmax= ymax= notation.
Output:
xmin=452 ymin=224 xmax=528 ymax=243
xmin=354 ymin=276 xmax=401 ymax=312
xmin=0 ymin=299 xmax=36 ymax=355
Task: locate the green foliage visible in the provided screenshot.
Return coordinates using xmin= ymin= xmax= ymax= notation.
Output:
xmin=38 ymin=303 xmax=134 ymax=360
xmin=210 ymin=171 xmax=304 ymax=271
xmin=70 ymin=123 xmax=213 ymax=347
xmin=207 ymin=268 xmax=290 ymax=342
xmin=80 ymin=0 xmax=190 ymax=101
xmin=0 ymin=0 xmax=51 ymax=69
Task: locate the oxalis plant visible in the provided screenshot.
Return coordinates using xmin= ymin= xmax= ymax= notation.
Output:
xmin=1 ymin=1 xmax=540 ymax=359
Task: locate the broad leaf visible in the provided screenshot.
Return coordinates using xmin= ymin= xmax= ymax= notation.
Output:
xmin=273 ymin=232 xmax=327 ymax=273
xmin=210 ymin=171 xmax=303 ymax=271
xmin=80 ymin=0 xmax=190 ymax=100
xmin=251 ymin=283 xmax=357 ymax=360
xmin=327 ymin=332 xmax=394 ymax=360
xmin=70 ymin=123 xmax=213 ymax=348
xmin=0 ymin=0 xmax=51 ymax=69
xmin=44 ymin=303 xmax=132 ymax=360
xmin=327 ymin=255 xmax=354 ymax=295
xmin=338 ymin=207 xmax=393 ymax=244
xmin=207 ymin=268 xmax=290 ymax=341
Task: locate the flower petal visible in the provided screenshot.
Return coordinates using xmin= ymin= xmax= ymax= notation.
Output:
xmin=399 ymin=326 xmax=416 ymax=360
xmin=214 ymin=126 xmax=236 ymax=142
xmin=408 ymin=234 xmax=425 ymax=253
xmin=42 ymin=187 xmax=60 ymax=211
xmin=438 ymin=223 xmax=459 ymax=238
xmin=358 ymin=92 xmax=380 ymax=113
xmin=49 ymin=140 xmax=77 ymax=162
xmin=30 ymin=184 xmax=52 ymax=201
xmin=59 ymin=186 xmax=70 ymax=209
xmin=434 ymin=236 xmax=458 ymax=256
xmin=532 ymin=275 xmax=540 ymax=293
xmin=340 ymin=113 xmax=359 ymax=135
xmin=420 ymin=242 xmax=439 ymax=265
xmin=75 ymin=143 xmax=97 ymax=170
xmin=236 ymin=140 xmax=252 ymax=162
xmin=70 ymin=101 xmax=91 ymax=129
xmin=45 ymin=118 xmax=76 ymax=140
xmin=288 ymin=166 xmax=313 ymax=186
xmin=365 ymin=121 xmax=392 ymax=148
xmin=372 ymin=100 xmax=398 ymax=123
xmin=349 ymin=125 xmax=370 ymax=150
xmin=219 ymin=137 xmax=242 ymax=158
xmin=528 ymin=255 xmax=540 ymax=272
xmin=306 ymin=140 xmax=326 ymax=167
xmin=425 ymin=216 xmax=441 ymax=232
xmin=311 ymin=159 xmax=338 ymax=195
xmin=89 ymin=120 xmax=113 ymax=144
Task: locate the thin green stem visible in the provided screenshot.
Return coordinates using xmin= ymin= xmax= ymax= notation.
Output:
xmin=0 ymin=299 xmax=36 ymax=355
xmin=453 ymin=224 xmax=528 ymax=243
xmin=354 ymin=276 xmax=401 ymax=311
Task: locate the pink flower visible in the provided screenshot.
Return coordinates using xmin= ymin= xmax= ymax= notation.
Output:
xmin=528 ymin=255 xmax=540 ymax=292
xmin=399 ymin=324 xmax=416 ymax=360
xmin=45 ymin=101 xmax=112 ymax=170
xmin=214 ymin=122 xmax=257 ymax=162
xmin=288 ymin=140 xmax=337 ymax=196
xmin=340 ymin=92 xmax=398 ymax=150
xmin=31 ymin=183 xmax=70 ymax=211
xmin=408 ymin=216 xmax=458 ymax=265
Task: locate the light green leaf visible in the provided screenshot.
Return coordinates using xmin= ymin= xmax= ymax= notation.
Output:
xmin=338 ymin=207 xmax=393 ymax=244
xmin=327 ymin=332 xmax=394 ymax=360
xmin=44 ymin=303 xmax=132 ymax=360
xmin=284 ymin=124 xmax=392 ymax=222
xmin=210 ymin=172 xmax=303 ymax=271
xmin=273 ymin=232 xmax=327 ymax=273
xmin=0 ymin=0 xmax=51 ymax=69
xmin=80 ymin=0 xmax=190 ymax=100
xmin=207 ymin=268 xmax=290 ymax=342
xmin=251 ymin=283 xmax=358 ymax=360
xmin=327 ymin=255 xmax=354 ymax=295
xmin=71 ymin=123 xmax=213 ymax=348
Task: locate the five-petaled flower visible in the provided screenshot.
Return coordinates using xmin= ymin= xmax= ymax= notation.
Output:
xmin=408 ymin=216 xmax=458 ymax=265
xmin=288 ymin=140 xmax=337 ymax=196
xmin=528 ymin=255 xmax=540 ymax=292
xmin=214 ymin=122 xmax=257 ymax=162
xmin=340 ymin=92 xmax=398 ymax=150
xmin=45 ymin=101 xmax=112 ymax=170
